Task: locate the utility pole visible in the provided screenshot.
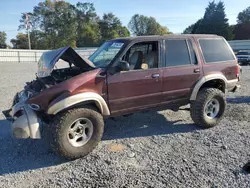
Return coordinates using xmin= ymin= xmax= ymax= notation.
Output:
xmin=25 ymin=13 xmax=31 ymax=50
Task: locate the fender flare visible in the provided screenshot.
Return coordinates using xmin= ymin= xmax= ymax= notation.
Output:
xmin=47 ymin=92 xmax=110 ymax=116
xmin=190 ymin=74 xmax=228 ymax=101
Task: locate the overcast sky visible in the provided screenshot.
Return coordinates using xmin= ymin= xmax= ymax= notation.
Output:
xmin=0 ymin=0 xmax=249 ymax=44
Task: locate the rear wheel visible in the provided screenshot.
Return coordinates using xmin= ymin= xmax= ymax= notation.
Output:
xmin=48 ymin=106 xmax=104 ymax=160
xmin=190 ymin=88 xmax=226 ymax=128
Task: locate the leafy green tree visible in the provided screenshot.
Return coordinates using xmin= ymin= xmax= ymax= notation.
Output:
xmin=234 ymin=7 xmax=250 ymax=40
xmin=10 ymin=31 xmax=49 ymax=49
xmin=10 ymin=33 xmax=28 ymax=49
xmin=183 ymin=24 xmax=194 ymax=34
xmin=0 ymin=31 xmax=7 ymax=49
xmin=99 ymin=13 xmax=130 ymax=42
xmin=182 ymin=1 xmax=233 ymax=40
xmin=183 ymin=19 xmax=203 ymax=34
xmin=30 ymin=30 xmax=49 ymax=49
xmin=214 ymin=1 xmax=233 ymax=39
xmin=75 ymin=2 xmax=100 ymax=47
xmin=17 ymin=1 xmax=131 ymax=48
xmin=160 ymin=26 xmax=172 ymax=35
xmin=19 ymin=0 xmax=76 ymax=49
xmin=238 ymin=7 xmax=250 ymax=24
xmin=128 ymin=14 xmax=172 ymax=36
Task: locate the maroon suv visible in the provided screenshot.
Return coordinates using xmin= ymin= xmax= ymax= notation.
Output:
xmin=3 ymin=34 xmax=240 ymax=159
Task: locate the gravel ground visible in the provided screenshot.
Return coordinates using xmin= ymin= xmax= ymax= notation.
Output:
xmin=0 ymin=63 xmax=250 ymax=188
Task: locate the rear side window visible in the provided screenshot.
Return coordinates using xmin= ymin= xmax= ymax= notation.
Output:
xmin=165 ymin=39 xmax=192 ymax=67
xmin=199 ymin=39 xmax=235 ymax=63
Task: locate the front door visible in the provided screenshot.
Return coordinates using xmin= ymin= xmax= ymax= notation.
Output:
xmin=107 ymin=41 xmax=163 ymax=115
xmin=162 ymin=38 xmax=203 ymax=103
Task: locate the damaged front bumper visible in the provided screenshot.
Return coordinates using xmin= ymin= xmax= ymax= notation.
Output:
xmin=2 ymin=101 xmax=41 ymax=139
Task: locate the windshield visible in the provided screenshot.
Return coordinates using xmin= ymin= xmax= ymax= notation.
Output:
xmin=238 ymin=51 xmax=250 ymax=55
xmin=88 ymin=41 xmax=124 ymax=68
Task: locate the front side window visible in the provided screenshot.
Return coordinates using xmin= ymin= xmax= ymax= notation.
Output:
xmin=199 ymin=39 xmax=235 ymax=63
xmin=165 ymin=39 xmax=192 ymax=67
xmin=122 ymin=41 xmax=158 ymax=70
xmin=88 ymin=41 xmax=124 ymax=68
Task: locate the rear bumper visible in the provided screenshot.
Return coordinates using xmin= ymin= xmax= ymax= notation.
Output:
xmin=226 ymin=72 xmax=241 ymax=93
xmin=2 ymin=101 xmax=41 ymax=139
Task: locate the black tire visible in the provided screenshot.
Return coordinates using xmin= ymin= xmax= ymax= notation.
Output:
xmin=48 ymin=106 xmax=104 ymax=160
xmin=190 ymin=88 xmax=226 ymax=128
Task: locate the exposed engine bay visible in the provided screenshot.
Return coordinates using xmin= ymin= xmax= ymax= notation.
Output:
xmin=14 ymin=66 xmax=85 ymax=105
xmin=12 ymin=47 xmax=96 ymax=104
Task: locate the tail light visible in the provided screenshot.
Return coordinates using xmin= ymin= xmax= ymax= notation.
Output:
xmin=236 ymin=64 xmax=241 ymax=81
xmin=236 ymin=65 xmax=239 ymax=75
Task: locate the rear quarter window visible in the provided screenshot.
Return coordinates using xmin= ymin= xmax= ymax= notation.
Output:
xmin=199 ymin=39 xmax=235 ymax=63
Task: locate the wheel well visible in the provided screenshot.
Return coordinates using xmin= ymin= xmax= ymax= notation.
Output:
xmin=57 ymin=100 xmax=102 ymax=114
xmin=199 ymin=79 xmax=226 ymax=93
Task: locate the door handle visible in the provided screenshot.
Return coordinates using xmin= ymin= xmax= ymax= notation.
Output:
xmin=151 ymin=73 xmax=160 ymax=78
xmin=194 ymin=68 xmax=200 ymax=73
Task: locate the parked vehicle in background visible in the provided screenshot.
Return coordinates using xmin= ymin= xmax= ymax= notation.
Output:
xmin=2 ymin=34 xmax=240 ymax=160
xmin=236 ymin=50 xmax=250 ymax=65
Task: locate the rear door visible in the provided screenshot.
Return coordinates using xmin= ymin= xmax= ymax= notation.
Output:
xmin=162 ymin=38 xmax=203 ymax=103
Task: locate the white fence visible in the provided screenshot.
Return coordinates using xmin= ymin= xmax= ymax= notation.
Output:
xmin=0 ymin=40 xmax=250 ymax=63
xmin=0 ymin=48 xmax=98 ymax=63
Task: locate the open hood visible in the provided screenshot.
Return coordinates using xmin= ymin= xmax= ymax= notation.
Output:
xmin=37 ymin=47 xmax=95 ymax=78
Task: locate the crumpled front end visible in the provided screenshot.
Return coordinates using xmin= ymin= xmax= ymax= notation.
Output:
xmin=2 ymin=92 xmax=41 ymax=139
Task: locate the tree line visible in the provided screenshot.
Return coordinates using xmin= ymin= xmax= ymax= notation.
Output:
xmin=183 ymin=1 xmax=250 ymax=40
xmin=0 ymin=0 xmax=249 ymax=49
xmin=0 ymin=0 xmax=171 ymax=49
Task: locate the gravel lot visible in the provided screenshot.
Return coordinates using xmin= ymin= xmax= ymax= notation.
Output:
xmin=0 ymin=63 xmax=250 ymax=188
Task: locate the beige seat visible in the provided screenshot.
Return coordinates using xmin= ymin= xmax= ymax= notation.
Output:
xmin=144 ymin=51 xmax=157 ymax=68
xmin=129 ymin=51 xmax=143 ymax=70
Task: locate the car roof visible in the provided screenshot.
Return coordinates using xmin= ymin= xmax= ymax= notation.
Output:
xmin=111 ymin=34 xmax=221 ymax=42
xmin=238 ymin=50 xmax=250 ymax=52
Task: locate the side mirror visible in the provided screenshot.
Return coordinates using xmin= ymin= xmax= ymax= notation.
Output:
xmin=118 ymin=61 xmax=130 ymax=72
xmin=96 ymin=71 xmax=106 ymax=78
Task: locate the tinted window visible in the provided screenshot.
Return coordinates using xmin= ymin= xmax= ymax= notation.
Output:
xmin=165 ymin=40 xmax=191 ymax=67
xmin=129 ymin=44 xmax=153 ymax=58
xmin=123 ymin=42 xmax=158 ymax=70
xmin=187 ymin=40 xmax=197 ymax=64
xmin=199 ymin=39 xmax=235 ymax=63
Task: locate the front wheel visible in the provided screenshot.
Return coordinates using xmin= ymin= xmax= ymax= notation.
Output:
xmin=190 ymin=88 xmax=226 ymax=128
xmin=48 ymin=106 xmax=104 ymax=160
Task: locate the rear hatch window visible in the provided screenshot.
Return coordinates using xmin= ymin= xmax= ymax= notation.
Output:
xmin=199 ymin=38 xmax=235 ymax=63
